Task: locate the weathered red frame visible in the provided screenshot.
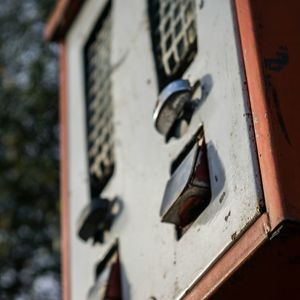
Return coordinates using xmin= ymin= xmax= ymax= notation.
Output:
xmin=184 ymin=0 xmax=300 ymax=297
xmin=235 ymin=0 xmax=300 ymax=227
xmin=58 ymin=43 xmax=71 ymax=300
xmin=46 ymin=0 xmax=300 ymax=298
xmin=46 ymin=2 xmax=86 ymax=299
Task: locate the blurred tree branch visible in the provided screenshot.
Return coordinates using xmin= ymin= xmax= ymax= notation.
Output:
xmin=0 ymin=0 xmax=60 ymax=298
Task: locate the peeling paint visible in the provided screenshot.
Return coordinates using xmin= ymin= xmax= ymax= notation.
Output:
xmin=219 ymin=192 xmax=226 ymax=204
xmin=225 ymin=211 xmax=231 ymax=221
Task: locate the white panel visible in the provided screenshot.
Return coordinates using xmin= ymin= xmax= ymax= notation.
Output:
xmin=66 ymin=1 xmax=112 ymax=300
xmin=66 ymin=0 xmax=262 ymax=299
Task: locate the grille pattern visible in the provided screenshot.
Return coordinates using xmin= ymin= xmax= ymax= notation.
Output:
xmin=149 ymin=0 xmax=198 ymax=89
xmin=84 ymin=5 xmax=114 ymax=193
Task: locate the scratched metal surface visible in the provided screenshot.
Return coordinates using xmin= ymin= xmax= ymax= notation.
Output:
xmin=66 ymin=0 xmax=263 ymax=299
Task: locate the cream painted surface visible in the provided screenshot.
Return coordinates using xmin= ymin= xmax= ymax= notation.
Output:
xmin=66 ymin=1 xmax=112 ymax=300
xmin=67 ymin=0 xmax=262 ymax=299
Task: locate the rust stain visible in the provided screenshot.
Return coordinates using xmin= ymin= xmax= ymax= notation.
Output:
xmin=231 ymin=232 xmax=238 ymax=241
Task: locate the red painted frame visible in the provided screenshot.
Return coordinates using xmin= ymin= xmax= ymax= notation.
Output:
xmin=59 ymin=43 xmax=71 ymax=300
xmin=184 ymin=0 xmax=300 ymax=297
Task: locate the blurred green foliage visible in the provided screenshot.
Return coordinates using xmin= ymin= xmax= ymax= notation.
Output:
xmin=0 ymin=0 xmax=60 ymax=298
